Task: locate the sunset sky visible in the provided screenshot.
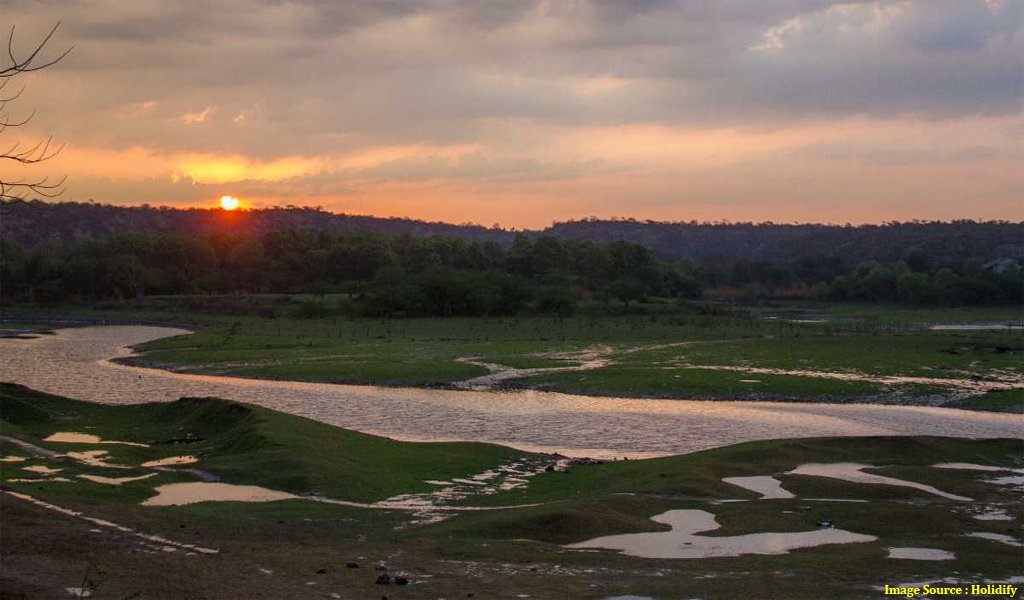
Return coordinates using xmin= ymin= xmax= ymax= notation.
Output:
xmin=4 ymin=0 xmax=1022 ymax=228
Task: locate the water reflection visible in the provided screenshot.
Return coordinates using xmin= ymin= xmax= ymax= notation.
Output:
xmin=1 ymin=326 xmax=1022 ymax=458
xmin=567 ymin=509 xmax=876 ymax=558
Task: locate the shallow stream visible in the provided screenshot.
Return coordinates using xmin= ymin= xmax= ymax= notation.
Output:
xmin=1 ymin=326 xmax=1021 ymax=458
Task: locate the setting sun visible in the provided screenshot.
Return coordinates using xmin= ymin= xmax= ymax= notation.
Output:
xmin=219 ymin=195 xmax=240 ymax=210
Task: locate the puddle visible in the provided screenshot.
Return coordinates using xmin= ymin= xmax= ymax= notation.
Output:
xmin=932 ymin=462 xmax=1014 ymax=472
xmin=788 ymin=463 xmax=972 ymax=501
xmin=966 ymin=532 xmax=1023 ymax=547
xmin=141 ymin=455 xmax=199 ymax=467
xmin=22 ymin=465 xmax=63 ymax=475
xmin=140 ymin=481 xmax=542 ymax=526
xmin=79 ymin=473 xmax=158 ymax=486
xmin=0 ymin=455 xmax=27 ymax=463
xmin=6 ymin=477 xmax=71 ymax=483
xmin=721 ymin=476 xmax=794 ymax=499
xmin=566 ymin=509 xmax=876 ymax=559
xmin=43 ymin=432 xmax=150 ymax=447
xmin=986 ymin=475 xmax=1024 ymax=490
xmin=65 ymin=450 xmax=132 ymax=469
xmin=887 ymin=547 xmax=955 ymax=560
xmin=455 ymin=345 xmax=614 ymax=390
xmin=365 ymin=457 xmax=558 ymax=526
xmin=670 ymin=363 xmax=1023 ymax=394
xmin=142 ymin=482 xmax=298 ymax=506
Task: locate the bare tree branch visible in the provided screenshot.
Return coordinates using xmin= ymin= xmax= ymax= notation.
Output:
xmin=0 ymin=21 xmax=71 ymax=209
xmin=1 ymin=22 xmax=73 ymax=77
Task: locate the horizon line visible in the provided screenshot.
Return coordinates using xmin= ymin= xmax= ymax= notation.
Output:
xmin=11 ymin=198 xmax=1024 ymax=231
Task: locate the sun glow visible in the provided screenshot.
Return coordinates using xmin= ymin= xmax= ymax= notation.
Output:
xmin=219 ymin=195 xmax=240 ymax=210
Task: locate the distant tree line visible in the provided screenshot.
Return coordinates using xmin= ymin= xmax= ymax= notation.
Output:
xmin=696 ymin=252 xmax=1022 ymax=306
xmin=3 ymin=202 xmax=1021 ymax=267
xmin=1 ymin=229 xmax=1019 ymax=316
xmin=0 ymin=231 xmax=701 ymax=316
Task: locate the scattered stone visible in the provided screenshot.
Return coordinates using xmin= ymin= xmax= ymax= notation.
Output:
xmin=375 ymin=573 xmax=392 ymax=585
xmin=374 ymin=564 xmax=388 ymax=571
xmin=394 ymin=576 xmax=408 ymax=585
xmin=544 ymin=465 xmax=555 ymax=472
xmin=346 ymin=561 xmax=359 ymax=569
xmin=316 ymin=567 xmax=328 ymax=574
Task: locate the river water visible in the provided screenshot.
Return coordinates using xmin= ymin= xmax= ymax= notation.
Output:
xmin=1 ymin=326 xmax=1021 ymax=459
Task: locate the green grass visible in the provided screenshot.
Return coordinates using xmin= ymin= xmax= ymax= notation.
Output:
xmin=960 ymin=388 xmax=1024 ymax=412
xmin=4 ymin=302 xmax=1023 ymax=406
xmin=0 ymin=383 xmax=524 ymax=502
xmin=2 ymin=384 xmax=1022 ymax=599
xmin=458 ymin=435 xmax=1024 ymax=508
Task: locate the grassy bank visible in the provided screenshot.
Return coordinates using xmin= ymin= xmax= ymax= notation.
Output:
xmin=2 ymin=384 xmax=1022 ymax=599
xmin=3 ymin=300 xmax=1023 ymax=409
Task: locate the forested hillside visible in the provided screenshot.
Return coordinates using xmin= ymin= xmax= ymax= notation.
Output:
xmin=2 ymin=206 xmax=1020 ymax=312
xmin=547 ymin=218 xmax=1024 ymax=265
xmin=3 ymin=202 xmax=1020 ymax=267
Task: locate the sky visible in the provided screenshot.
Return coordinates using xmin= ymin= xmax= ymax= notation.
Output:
xmin=3 ymin=0 xmax=1022 ymax=228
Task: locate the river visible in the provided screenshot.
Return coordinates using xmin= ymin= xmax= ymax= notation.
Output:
xmin=1 ymin=326 xmax=1020 ymax=459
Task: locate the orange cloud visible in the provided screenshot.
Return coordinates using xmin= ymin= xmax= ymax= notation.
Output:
xmin=179 ymin=107 xmax=216 ymax=124
xmin=173 ymin=155 xmax=326 ymax=184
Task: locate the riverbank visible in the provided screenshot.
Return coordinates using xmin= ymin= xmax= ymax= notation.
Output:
xmin=108 ymin=353 xmax=1015 ymax=411
xmin=4 ymin=308 xmax=1023 ymax=412
xmin=3 ymin=325 xmax=1023 ymax=458
xmin=2 ymin=384 xmax=1022 ymax=599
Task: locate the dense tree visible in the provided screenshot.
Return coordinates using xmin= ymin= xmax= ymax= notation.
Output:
xmin=0 ymin=230 xmax=702 ymax=316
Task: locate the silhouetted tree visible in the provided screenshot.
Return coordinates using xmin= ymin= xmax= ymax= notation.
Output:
xmin=0 ymin=22 xmax=71 ymax=206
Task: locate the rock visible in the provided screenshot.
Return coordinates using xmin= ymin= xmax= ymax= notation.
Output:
xmin=394 ymin=576 xmax=408 ymax=585
xmin=316 ymin=568 xmax=328 ymax=574
xmin=374 ymin=564 xmax=388 ymax=571
xmin=346 ymin=561 xmax=359 ymax=569
xmin=544 ymin=465 xmax=555 ymax=472
xmin=375 ymin=574 xmax=392 ymax=585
